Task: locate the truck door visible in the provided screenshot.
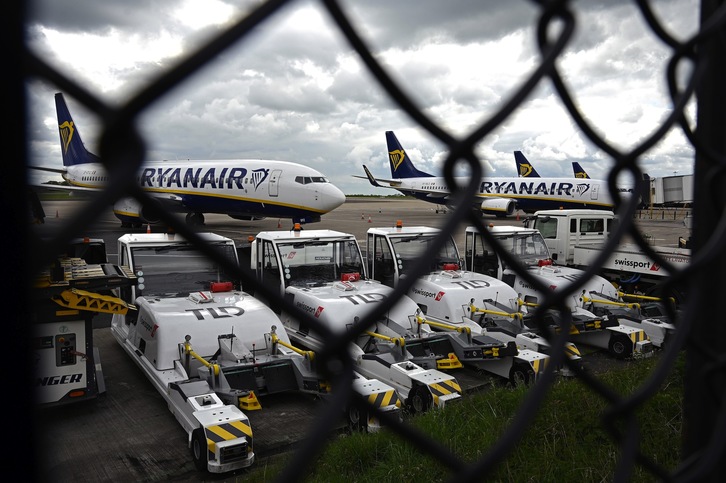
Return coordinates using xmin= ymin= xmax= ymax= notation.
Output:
xmin=533 ymin=216 xmax=566 ymax=262
xmin=260 ymin=240 xmax=282 ymax=289
xmin=367 ymin=233 xmax=395 ymax=287
xmin=465 ymin=230 xmax=499 ymax=278
xmin=117 ymin=245 xmax=137 ymax=304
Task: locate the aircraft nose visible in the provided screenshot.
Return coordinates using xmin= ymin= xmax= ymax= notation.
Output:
xmin=322 ymin=183 xmax=346 ymax=210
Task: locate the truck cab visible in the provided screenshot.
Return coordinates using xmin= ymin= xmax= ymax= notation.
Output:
xmin=523 ymin=209 xmax=615 ymax=265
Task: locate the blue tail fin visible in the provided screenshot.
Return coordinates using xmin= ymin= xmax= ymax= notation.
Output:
xmin=572 ymin=162 xmax=590 ymax=179
xmin=55 ymin=92 xmax=101 ymax=167
xmin=385 ymin=131 xmax=434 ymax=179
xmin=514 ymin=151 xmax=540 ymax=177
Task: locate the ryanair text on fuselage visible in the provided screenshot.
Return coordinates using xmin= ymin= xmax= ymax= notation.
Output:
xmin=137 ymin=166 xmax=271 ymax=191
xmin=480 ymin=180 xmax=583 ymax=197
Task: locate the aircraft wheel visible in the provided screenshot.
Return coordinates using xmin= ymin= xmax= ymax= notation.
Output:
xmin=608 ymin=334 xmax=633 ymax=359
xmin=185 ymin=213 xmax=205 ymax=226
xmin=190 ymin=429 xmax=208 ymax=472
xmin=408 ymin=385 xmax=432 ymax=414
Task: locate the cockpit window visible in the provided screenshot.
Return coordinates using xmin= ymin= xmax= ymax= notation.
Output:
xmin=295 ymin=176 xmax=329 ymax=184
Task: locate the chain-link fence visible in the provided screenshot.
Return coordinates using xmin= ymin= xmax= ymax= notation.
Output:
xmin=15 ymin=0 xmax=726 ymax=481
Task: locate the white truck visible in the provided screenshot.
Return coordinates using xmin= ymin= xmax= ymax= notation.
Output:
xmin=109 ymin=232 xmax=401 ymax=473
xmin=523 ymin=209 xmax=689 ymax=304
xmin=365 ymin=223 xmax=554 ymax=383
xmin=243 ymin=227 xmax=464 ymax=413
xmin=463 ymin=224 xmax=668 ymax=353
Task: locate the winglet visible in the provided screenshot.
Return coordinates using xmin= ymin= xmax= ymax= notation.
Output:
xmin=362 ymin=165 xmax=383 ymax=187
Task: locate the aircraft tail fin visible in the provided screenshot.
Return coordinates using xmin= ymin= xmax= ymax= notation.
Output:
xmin=55 ymin=92 xmax=101 ymax=167
xmin=514 ymin=151 xmax=541 ymax=177
xmin=385 ymin=131 xmax=434 ymax=179
xmin=572 ymin=162 xmax=591 ymax=179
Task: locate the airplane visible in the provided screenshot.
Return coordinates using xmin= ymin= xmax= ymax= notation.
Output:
xmin=358 ymin=131 xmax=636 ymax=216
xmin=31 ymin=92 xmax=346 ymax=227
xmin=572 ymin=162 xmax=591 ymax=179
xmin=514 ymin=151 xmax=541 ymax=177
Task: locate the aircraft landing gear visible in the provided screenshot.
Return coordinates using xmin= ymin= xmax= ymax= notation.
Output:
xmin=185 ymin=212 xmax=205 ymax=226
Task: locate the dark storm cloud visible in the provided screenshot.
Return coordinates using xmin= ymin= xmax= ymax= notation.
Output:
xmin=28 ymin=1 xmax=184 ymax=34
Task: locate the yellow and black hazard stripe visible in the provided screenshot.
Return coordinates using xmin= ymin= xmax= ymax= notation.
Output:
xmin=530 ymin=356 xmax=549 ymax=375
xmin=204 ymin=420 xmax=253 ymax=460
xmin=368 ymin=389 xmax=400 ymax=409
xmin=428 ymin=379 xmax=462 ymax=407
xmin=565 ymin=344 xmax=581 ymax=358
xmin=629 ymin=330 xmax=648 ymax=345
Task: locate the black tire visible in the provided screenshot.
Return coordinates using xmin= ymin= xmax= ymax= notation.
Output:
xmin=185 ymin=212 xmax=205 ymax=226
xmin=645 ymin=283 xmax=687 ymax=307
xmin=608 ymin=334 xmax=633 ymax=359
xmin=509 ymin=364 xmax=534 ymax=387
xmin=347 ymin=405 xmax=366 ymax=433
xmin=190 ymin=429 xmax=208 ymax=472
xmin=408 ymin=385 xmax=432 ymax=414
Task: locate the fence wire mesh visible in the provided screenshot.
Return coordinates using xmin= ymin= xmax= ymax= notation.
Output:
xmin=17 ymin=0 xmax=726 ymax=481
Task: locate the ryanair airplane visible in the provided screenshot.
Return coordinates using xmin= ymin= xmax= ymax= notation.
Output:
xmin=32 ymin=93 xmax=346 ymax=227
xmin=359 ymin=131 xmax=636 ymax=216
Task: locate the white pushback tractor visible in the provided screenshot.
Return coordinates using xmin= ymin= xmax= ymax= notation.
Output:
xmin=365 ymin=222 xmax=553 ymax=384
xmin=463 ymin=223 xmax=662 ymax=356
xmin=244 ymin=227 xmax=463 ymax=414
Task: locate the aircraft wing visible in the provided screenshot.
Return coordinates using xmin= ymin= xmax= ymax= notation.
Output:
xmin=31 ymin=166 xmax=67 ymax=175
xmin=29 ymin=181 xmax=99 ymax=193
xmin=27 ymin=165 xmax=98 ymax=193
xmin=355 ymin=165 xmax=403 ymax=188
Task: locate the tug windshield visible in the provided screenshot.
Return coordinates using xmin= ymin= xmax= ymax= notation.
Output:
xmin=276 ymin=238 xmax=364 ymax=287
xmin=494 ymin=232 xmax=550 ymax=265
xmin=389 ymin=234 xmax=461 ymax=273
xmin=131 ymin=242 xmax=238 ymax=296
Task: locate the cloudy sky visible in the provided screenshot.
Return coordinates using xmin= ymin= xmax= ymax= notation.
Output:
xmin=26 ymin=0 xmax=699 ymax=195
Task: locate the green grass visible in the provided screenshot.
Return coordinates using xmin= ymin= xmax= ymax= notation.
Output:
xmin=241 ymin=354 xmax=684 ymax=482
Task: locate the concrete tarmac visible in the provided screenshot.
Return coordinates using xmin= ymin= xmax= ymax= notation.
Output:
xmin=30 ymin=198 xmax=690 ymax=482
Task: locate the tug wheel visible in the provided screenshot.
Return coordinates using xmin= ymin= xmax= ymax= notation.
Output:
xmin=608 ymin=334 xmax=633 ymax=359
xmin=409 ymin=385 xmax=432 ymax=414
xmin=191 ymin=429 xmax=208 ymax=472
xmin=347 ymin=405 xmax=365 ymax=432
xmin=509 ymin=365 xmax=534 ymax=387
